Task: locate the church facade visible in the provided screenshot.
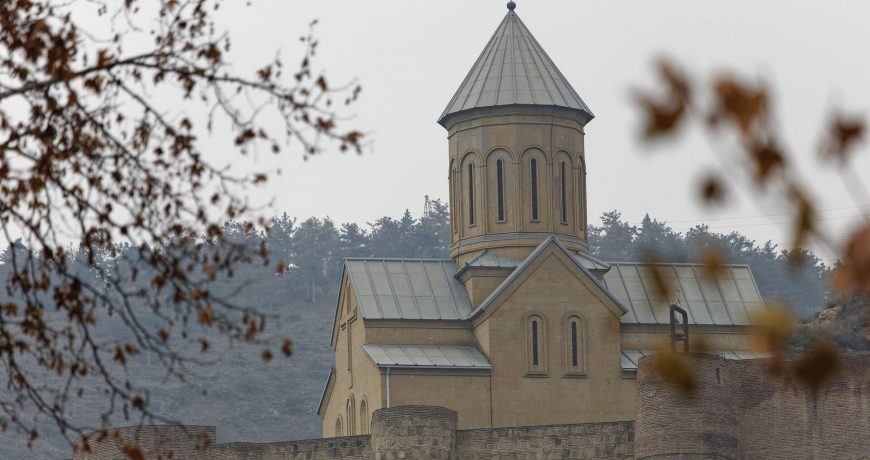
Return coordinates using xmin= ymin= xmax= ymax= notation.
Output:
xmin=317 ymin=3 xmax=766 ymax=437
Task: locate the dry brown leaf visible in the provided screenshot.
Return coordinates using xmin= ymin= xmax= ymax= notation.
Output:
xmin=122 ymin=444 xmax=145 ymax=460
xmin=650 ymin=352 xmax=696 ymax=394
xmin=712 ymin=77 xmax=767 ymax=134
xmin=832 ymin=225 xmax=870 ymax=294
xmin=793 ymin=340 xmax=840 ymax=393
xmin=821 ymin=112 xmax=865 ymax=164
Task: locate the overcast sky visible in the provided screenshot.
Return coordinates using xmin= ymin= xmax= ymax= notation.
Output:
xmin=110 ymin=1 xmax=870 ymax=259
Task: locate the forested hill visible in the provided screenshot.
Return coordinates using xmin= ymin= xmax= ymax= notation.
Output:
xmin=0 ymin=202 xmax=835 ymax=459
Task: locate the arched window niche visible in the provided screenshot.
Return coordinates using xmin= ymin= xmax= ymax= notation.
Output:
xmin=521 ymin=148 xmax=546 ymax=225
xmin=530 ymin=158 xmax=539 ymax=221
xmin=564 ymin=314 xmax=587 ymax=377
xmin=496 ymin=158 xmax=506 ymax=222
xmin=345 ymin=396 xmax=356 ymax=436
xmin=460 ymin=154 xmax=478 ymax=228
xmin=486 ymin=148 xmax=512 ymax=227
xmin=554 ymin=151 xmax=573 ymax=227
xmin=359 ymin=398 xmax=369 ymax=435
xmin=335 ymin=416 xmax=343 ymax=437
xmin=525 ymin=314 xmax=547 ymax=376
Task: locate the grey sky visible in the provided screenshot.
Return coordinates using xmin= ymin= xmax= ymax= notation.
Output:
xmin=106 ymin=1 xmax=870 ymax=259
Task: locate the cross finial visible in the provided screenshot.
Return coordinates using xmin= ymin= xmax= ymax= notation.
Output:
xmin=507 ymin=1 xmax=516 ymax=11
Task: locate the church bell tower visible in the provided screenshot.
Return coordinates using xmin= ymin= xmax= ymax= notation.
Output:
xmin=439 ymin=1 xmax=595 ymax=265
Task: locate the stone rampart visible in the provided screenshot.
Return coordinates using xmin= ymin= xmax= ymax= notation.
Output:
xmin=456 ymin=422 xmax=634 ymax=459
xmin=371 ymin=405 xmax=458 ymax=459
xmin=73 ymin=425 xmax=215 ymax=460
xmin=208 ymin=435 xmax=370 ymax=460
xmin=635 ymin=352 xmax=870 ymax=460
xmin=73 ymin=354 xmax=870 ymax=460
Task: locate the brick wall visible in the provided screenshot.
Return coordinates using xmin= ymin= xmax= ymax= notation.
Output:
xmin=456 ymin=422 xmax=634 ymax=459
xmin=737 ymin=353 xmax=870 ymax=459
xmin=635 ymin=352 xmax=870 ymax=460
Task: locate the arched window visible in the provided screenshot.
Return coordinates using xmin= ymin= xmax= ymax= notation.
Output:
xmin=525 ymin=314 xmax=547 ymax=375
xmin=577 ymin=160 xmax=584 ymax=230
xmin=564 ymin=315 xmax=586 ymax=376
xmin=530 ymin=158 xmax=539 ymax=221
xmin=496 ymin=158 xmax=505 ymax=222
xmin=335 ymin=417 xmax=342 ymax=437
xmin=359 ymin=399 xmax=368 ymax=434
xmin=560 ymin=161 xmax=568 ymax=224
xmin=467 ymin=162 xmax=476 ymax=226
xmin=346 ymin=397 xmax=356 ymax=435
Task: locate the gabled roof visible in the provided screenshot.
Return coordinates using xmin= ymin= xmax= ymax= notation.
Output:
xmin=362 ymin=344 xmax=491 ymax=370
xmin=601 ymin=263 xmax=765 ymax=326
xmin=344 ymin=258 xmax=472 ymax=320
xmin=467 ymin=236 xmax=629 ymax=320
xmin=572 ymin=251 xmax=611 ymax=273
xmin=438 ymin=5 xmax=594 ymax=127
xmin=316 ymin=368 xmax=335 ymax=416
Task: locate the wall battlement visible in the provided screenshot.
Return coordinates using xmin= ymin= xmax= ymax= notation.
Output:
xmin=73 ymin=353 xmax=870 ymax=459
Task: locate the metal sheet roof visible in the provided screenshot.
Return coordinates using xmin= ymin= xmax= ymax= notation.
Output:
xmin=572 ymin=252 xmax=611 ymax=272
xmin=345 ymin=259 xmax=472 ymax=320
xmin=602 ymin=263 xmax=765 ymax=326
xmin=438 ymin=7 xmax=593 ymax=126
xmin=620 ymin=349 xmax=772 ymax=371
xmin=362 ymin=344 xmax=491 ymax=370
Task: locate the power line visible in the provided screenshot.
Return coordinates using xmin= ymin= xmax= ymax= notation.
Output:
xmin=624 ymin=203 xmax=870 ymax=226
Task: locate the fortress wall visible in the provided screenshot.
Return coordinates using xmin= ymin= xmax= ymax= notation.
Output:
xmin=370 ymin=405 xmax=458 ymax=459
xmin=737 ymin=353 xmax=870 ymax=459
xmin=635 ymin=354 xmax=739 ymax=459
xmin=635 ymin=352 xmax=870 ymax=460
xmin=72 ymin=425 xmax=215 ymax=460
xmin=455 ymin=421 xmax=634 ymax=459
xmin=207 ymin=435 xmax=370 ymax=460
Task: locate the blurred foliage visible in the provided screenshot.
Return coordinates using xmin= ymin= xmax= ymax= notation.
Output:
xmin=632 ymin=59 xmax=869 ymax=394
xmin=0 ymin=0 xmax=362 ymax=450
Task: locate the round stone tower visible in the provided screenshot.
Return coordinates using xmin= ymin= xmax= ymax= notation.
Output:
xmin=635 ymin=353 xmax=739 ymax=459
xmin=439 ymin=2 xmax=594 ymax=265
xmin=370 ymin=406 xmax=458 ymax=460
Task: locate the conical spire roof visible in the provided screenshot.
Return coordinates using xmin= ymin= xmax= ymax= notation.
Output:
xmin=438 ymin=4 xmax=594 ymax=127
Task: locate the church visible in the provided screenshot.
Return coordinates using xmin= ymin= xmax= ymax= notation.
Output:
xmin=317 ymin=1 xmax=766 ymax=437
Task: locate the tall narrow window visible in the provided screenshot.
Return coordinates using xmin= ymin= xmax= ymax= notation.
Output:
xmin=578 ymin=162 xmax=584 ymax=229
xmin=565 ymin=315 xmax=585 ymax=376
xmin=467 ymin=163 xmax=475 ymax=226
xmin=531 ymin=319 xmax=539 ymax=366
xmin=571 ymin=321 xmax=578 ymax=367
xmin=560 ymin=161 xmax=568 ymax=224
xmin=496 ymin=159 xmax=505 ymax=221
xmin=335 ymin=417 xmax=342 ymax=436
xmin=526 ymin=314 xmax=546 ymax=375
xmin=530 ymin=159 xmax=539 ymax=221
